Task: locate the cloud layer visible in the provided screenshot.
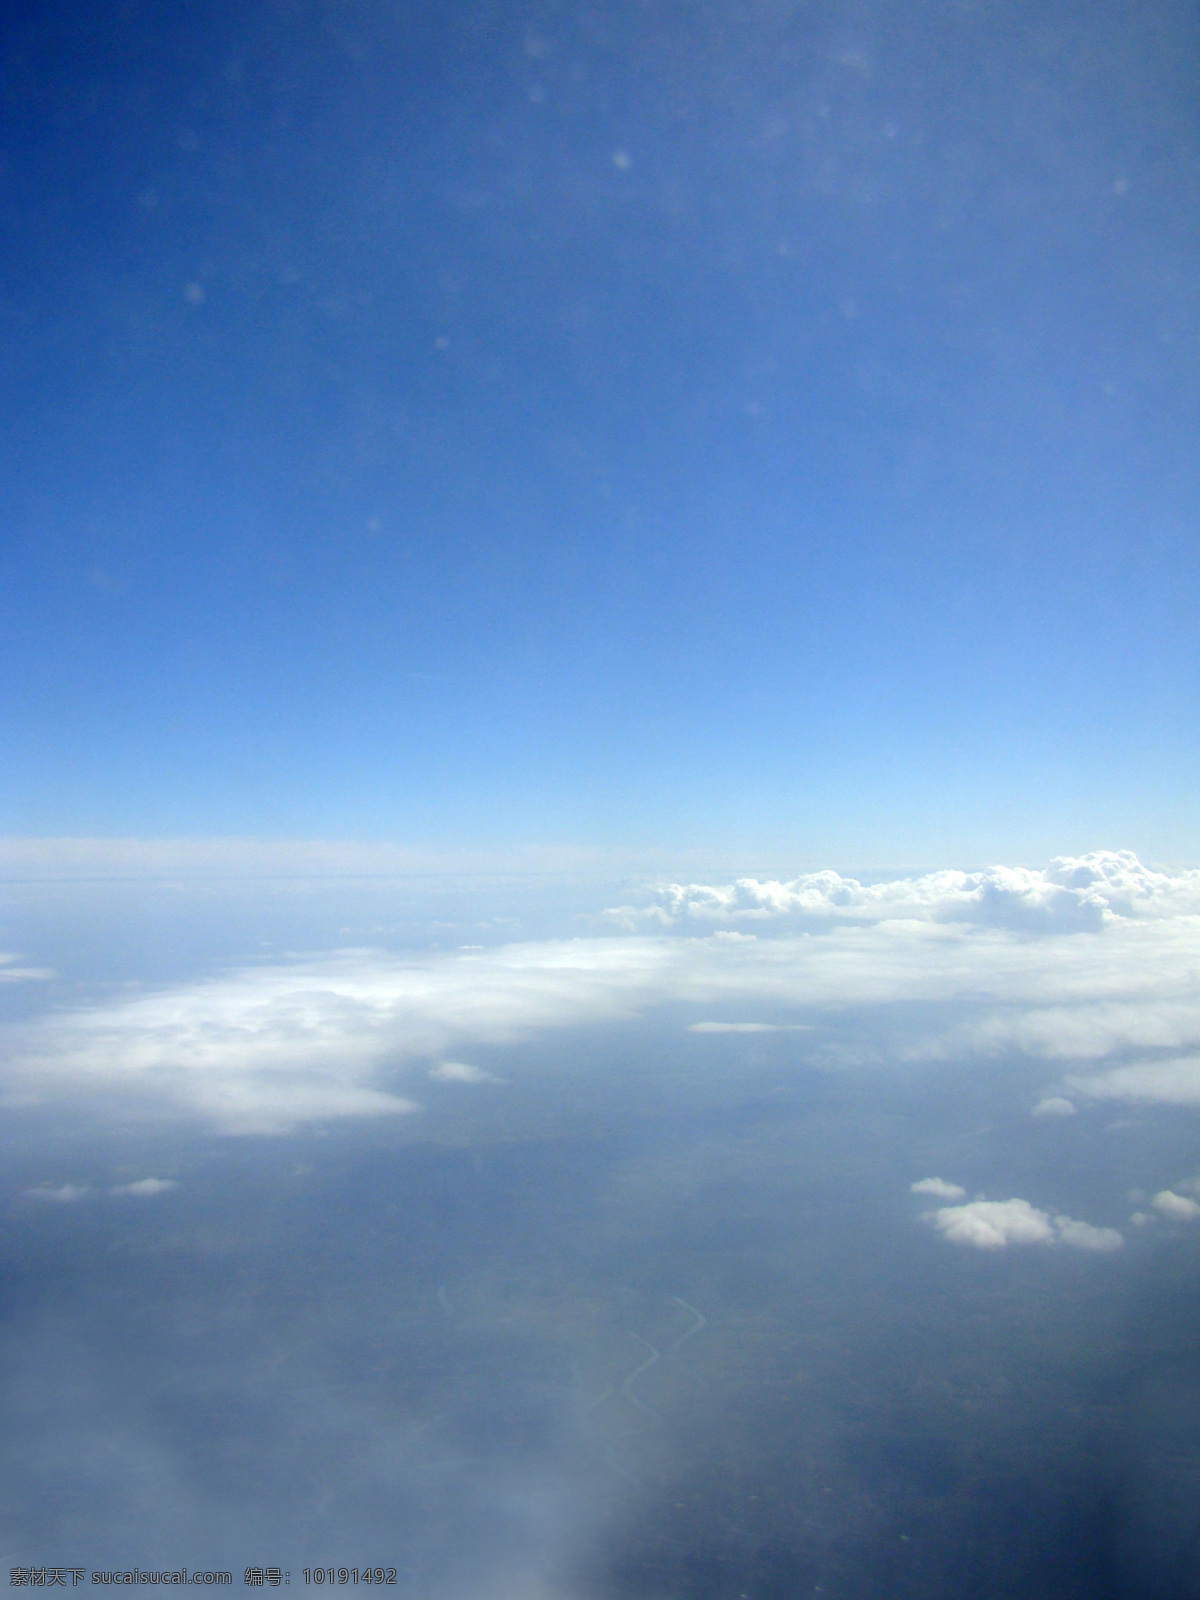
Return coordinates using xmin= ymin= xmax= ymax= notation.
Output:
xmin=1 ymin=851 xmax=1197 ymax=1133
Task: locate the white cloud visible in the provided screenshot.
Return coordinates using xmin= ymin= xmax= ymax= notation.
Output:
xmin=950 ymin=999 xmax=1200 ymax=1064
xmin=1052 ymin=1216 xmax=1124 ymax=1252
xmin=930 ymin=1198 xmax=1057 ymax=1249
xmin=1033 ymin=1097 xmax=1077 ymax=1118
xmin=1068 ymin=1057 xmax=1200 ymax=1106
xmin=927 ymin=1198 xmax=1122 ymax=1252
xmin=2 ymin=850 xmax=1198 ymax=1133
xmin=910 ymin=1177 xmax=966 ymax=1199
xmin=606 ymin=851 xmax=1200 ymax=934
xmin=23 ymin=1185 xmax=90 ymax=1203
xmin=428 ymin=1061 xmax=499 ymax=1083
xmin=0 ymin=940 xmax=680 ymax=1134
xmin=108 ymin=1178 xmax=178 ymax=1197
xmin=1151 ymin=1189 xmax=1200 ymax=1220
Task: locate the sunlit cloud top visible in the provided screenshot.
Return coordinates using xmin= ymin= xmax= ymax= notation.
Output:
xmin=605 ymin=852 xmax=1200 ymax=933
xmin=2 ymin=852 xmax=1198 ymax=1135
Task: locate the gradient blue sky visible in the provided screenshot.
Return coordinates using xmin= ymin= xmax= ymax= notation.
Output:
xmin=2 ymin=0 xmax=1198 ymax=862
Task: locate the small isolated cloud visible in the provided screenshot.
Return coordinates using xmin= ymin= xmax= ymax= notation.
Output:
xmin=911 ymin=1177 xmax=966 ymax=1200
xmin=1053 ymin=1215 xmax=1124 ymax=1252
xmin=1151 ymin=1189 xmax=1200 ymax=1220
xmin=928 ymin=1198 xmax=1122 ymax=1252
xmin=1130 ymin=1212 xmax=1154 ymax=1226
xmin=108 ymin=1178 xmax=178 ymax=1197
xmin=1033 ymin=1096 xmax=1077 ymax=1118
xmin=930 ymin=1198 xmax=1057 ymax=1249
xmin=687 ymin=1021 xmax=812 ymax=1034
xmin=427 ymin=1061 xmax=499 ymax=1084
xmin=23 ymin=1184 xmax=90 ymax=1203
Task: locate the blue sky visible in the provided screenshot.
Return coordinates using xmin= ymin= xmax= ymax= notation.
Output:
xmin=3 ymin=0 xmax=1198 ymax=862
xmin=6 ymin=9 xmax=1200 ymax=1575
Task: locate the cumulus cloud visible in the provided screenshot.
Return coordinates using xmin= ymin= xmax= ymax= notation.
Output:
xmin=1033 ymin=1097 xmax=1077 ymax=1118
xmin=606 ymin=852 xmax=1200 ymax=1110
xmin=930 ymin=1198 xmax=1057 ymax=1249
xmin=23 ymin=1185 xmax=90 ymax=1203
xmin=605 ymin=852 xmax=1200 ymax=934
xmin=1052 ymin=1216 xmax=1124 ymax=1252
xmin=108 ymin=1178 xmax=178 ymax=1197
xmin=1151 ymin=1190 xmax=1200 ymax=1220
xmin=2 ymin=850 xmax=1198 ymax=1133
xmin=927 ymin=1198 xmax=1122 ymax=1252
xmin=910 ymin=1177 xmax=966 ymax=1199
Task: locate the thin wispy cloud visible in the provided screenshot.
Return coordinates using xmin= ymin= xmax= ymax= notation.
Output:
xmin=108 ymin=1178 xmax=178 ymax=1197
xmin=687 ymin=1022 xmax=813 ymax=1034
xmin=0 ymin=954 xmax=54 ymax=983
xmin=19 ymin=1179 xmax=178 ymax=1201
xmin=428 ymin=1061 xmax=501 ymax=1083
